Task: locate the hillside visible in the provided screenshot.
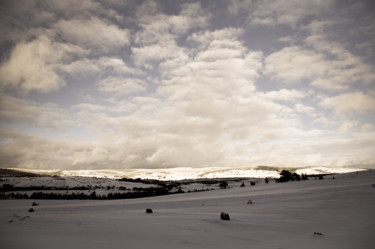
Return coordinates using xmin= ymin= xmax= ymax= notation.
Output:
xmin=5 ymin=166 xmax=363 ymax=180
xmin=1 ymin=170 xmax=374 ymax=249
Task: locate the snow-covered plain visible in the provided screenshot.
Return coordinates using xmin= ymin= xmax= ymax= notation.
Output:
xmin=10 ymin=166 xmax=363 ymax=180
xmin=1 ymin=170 xmax=374 ymax=249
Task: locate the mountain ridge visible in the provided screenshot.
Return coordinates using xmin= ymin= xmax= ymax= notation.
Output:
xmin=3 ymin=166 xmax=364 ymax=181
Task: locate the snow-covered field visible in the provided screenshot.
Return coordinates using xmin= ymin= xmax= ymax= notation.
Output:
xmin=9 ymin=166 xmax=362 ymax=180
xmin=1 ymin=170 xmax=374 ymax=249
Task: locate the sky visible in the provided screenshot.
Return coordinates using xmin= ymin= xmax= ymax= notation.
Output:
xmin=0 ymin=0 xmax=374 ymax=170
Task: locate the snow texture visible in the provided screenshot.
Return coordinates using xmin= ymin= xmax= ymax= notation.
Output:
xmin=1 ymin=171 xmax=374 ymax=249
xmin=11 ymin=166 xmax=362 ymax=180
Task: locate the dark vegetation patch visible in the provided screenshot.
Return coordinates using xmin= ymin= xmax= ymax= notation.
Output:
xmin=0 ymin=184 xmax=90 ymax=192
xmin=220 ymin=212 xmax=230 ymax=221
xmin=276 ymin=170 xmax=308 ymax=183
xmin=0 ymin=169 xmax=41 ymax=177
xmin=26 ymin=188 xmax=171 ymax=200
xmin=1 ymin=168 xmax=338 ymax=200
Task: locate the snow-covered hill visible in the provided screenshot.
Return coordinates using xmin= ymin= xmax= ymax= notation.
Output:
xmin=9 ymin=166 xmax=364 ymax=180
xmin=1 ymin=170 xmax=374 ymax=249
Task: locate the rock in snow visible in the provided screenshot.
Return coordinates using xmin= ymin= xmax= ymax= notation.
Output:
xmin=220 ymin=212 xmax=230 ymax=220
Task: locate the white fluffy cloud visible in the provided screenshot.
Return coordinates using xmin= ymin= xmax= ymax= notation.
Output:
xmin=228 ymin=0 xmax=335 ymax=27
xmin=262 ymin=89 xmax=307 ymax=102
xmin=265 ymin=46 xmax=325 ymax=84
xmin=54 ymin=17 xmax=130 ymax=53
xmin=319 ymin=92 xmax=375 ymax=115
xmin=0 ymin=36 xmax=85 ymax=94
xmin=265 ymin=45 xmax=375 ymax=91
xmin=132 ymin=41 xmax=186 ymax=67
xmin=97 ymin=77 xmax=146 ymax=96
xmin=134 ymin=1 xmax=209 ymax=44
xmin=132 ymin=1 xmax=210 ymax=67
xmin=0 ymin=94 xmax=73 ymax=131
xmin=62 ymin=57 xmax=142 ymax=78
xmin=159 ymin=30 xmax=263 ymax=101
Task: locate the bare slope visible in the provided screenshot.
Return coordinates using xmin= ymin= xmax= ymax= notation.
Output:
xmin=1 ymin=171 xmax=374 ymax=249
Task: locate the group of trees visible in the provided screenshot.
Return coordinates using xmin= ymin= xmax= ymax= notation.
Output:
xmin=0 ymin=184 xmax=90 ymax=191
xmin=0 ymin=185 xmax=176 ymax=200
xmin=1 ymin=169 xmax=327 ymax=200
xmin=219 ymin=181 xmax=229 ymax=189
xmin=276 ymin=170 xmax=309 ymax=182
xmin=1 ymin=187 xmax=173 ymax=200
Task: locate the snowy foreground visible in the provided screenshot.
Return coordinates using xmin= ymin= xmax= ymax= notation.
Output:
xmin=1 ymin=171 xmax=374 ymax=249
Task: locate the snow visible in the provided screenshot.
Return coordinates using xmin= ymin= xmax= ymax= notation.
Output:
xmin=10 ymin=166 xmax=363 ymax=180
xmin=1 ymin=170 xmax=374 ymax=249
xmin=1 ymin=176 xmax=159 ymax=189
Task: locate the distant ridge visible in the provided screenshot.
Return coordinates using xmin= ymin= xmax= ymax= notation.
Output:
xmin=0 ymin=168 xmax=42 ymax=177
xmin=3 ymin=166 xmax=364 ymax=181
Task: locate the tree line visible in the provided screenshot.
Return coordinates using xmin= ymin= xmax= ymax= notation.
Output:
xmin=0 ymin=187 xmax=172 ymax=200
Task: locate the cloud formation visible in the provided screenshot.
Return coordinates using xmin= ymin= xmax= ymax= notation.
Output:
xmin=0 ymin=36 xmax=79 ymax=94
xmin=319 ymin=92 xmax=375 ymax=115
xmin=0 ymin=0 xmax=374 ymax=170
xmin=53 ymin=17 xmax=130 ymax=53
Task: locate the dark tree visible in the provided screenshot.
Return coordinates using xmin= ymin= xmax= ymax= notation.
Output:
xmin=292 ymin=173 xmax=301 ymax=181
xmin=177 ymin=187 xmax=184 ymax=193
xmin=276 ymin=170 xmax=306 ymax=182
xmin=276 ymin=170 xmax=293 ymax=182
xmin=219 ymin=181 xmax=228 ymax=189
xmin=281 ymin=170 xmax=292 ymax=180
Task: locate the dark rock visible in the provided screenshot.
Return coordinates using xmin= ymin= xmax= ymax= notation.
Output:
xmin=146 ymin=208 xmax=153 ymax=213
xmin=28 ymin=208 xmax=34 ymax=212
xmin=220 ymin=212 xmax=230 ymax=220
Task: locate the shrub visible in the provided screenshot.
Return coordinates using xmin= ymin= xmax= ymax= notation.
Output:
xmin=292 ymin=173 xmax=301 ymax=181
xmin=177 ymin=187 xmax=184 ymax=193
xmin=277 ymin=170 xmax=292 ymax=182
xmin=220 ymin=212 xmax=230 ymax=220
xmin=219 ymin=181 xmax=228 ymax=189
xmin=276 ymin=170 xmax=304 ymax=182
